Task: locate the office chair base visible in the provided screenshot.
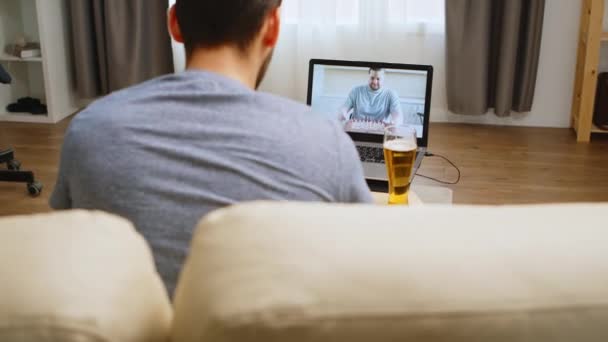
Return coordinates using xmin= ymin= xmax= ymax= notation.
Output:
xmin=27 ymin=181 xmax=43 ymax=197
xmin=0 ymin=171 xmax=43 ymax=197
xmin=1 ymin=150 xmax=43 ymax=197
xmin=7 ymin=159 xmax=21 ymax=171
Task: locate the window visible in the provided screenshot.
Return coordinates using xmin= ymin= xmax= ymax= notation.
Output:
xmin=283 ymin=0 xmax=445 ymax=30
xmin=283 ymin=0 xmax=359 ymax=25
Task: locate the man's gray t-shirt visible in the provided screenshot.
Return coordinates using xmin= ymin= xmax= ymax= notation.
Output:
xmin=344 ymin=85 xmax=402 ymax=122
xmin=50 ymin=71 xmax=372 ymax=295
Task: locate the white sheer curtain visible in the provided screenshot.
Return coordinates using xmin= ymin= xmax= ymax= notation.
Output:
xmin=259 ymin=0 xmax=446 ymax=104
xmin=169 ymin=0 xmax=446 ymax=109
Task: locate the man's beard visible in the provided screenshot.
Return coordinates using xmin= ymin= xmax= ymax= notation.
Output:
xmin=255 ymin=49 xmax=275 ymax=89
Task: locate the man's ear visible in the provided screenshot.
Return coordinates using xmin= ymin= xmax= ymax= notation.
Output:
xmin=261 ymin=7 xmax=281 ymax=48
xmin=168 ymin=5 xmax=184 ymax=43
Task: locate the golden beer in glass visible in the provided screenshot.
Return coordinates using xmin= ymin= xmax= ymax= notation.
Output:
xmin=384 ymin=126 xmax=417 ymax=205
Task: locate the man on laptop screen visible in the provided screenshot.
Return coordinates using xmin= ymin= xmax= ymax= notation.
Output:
xmin=337 ymin=67 xmax=403 ymax=129
xmin=310 ymin=63 xmax=428 ymax=138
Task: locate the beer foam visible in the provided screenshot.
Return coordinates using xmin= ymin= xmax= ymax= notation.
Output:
xmin=384 ymin=139 xmax=417 ymax=152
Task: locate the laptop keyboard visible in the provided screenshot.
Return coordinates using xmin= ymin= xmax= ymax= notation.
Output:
xmin=356 ymin=146 xmax=385 ymax=164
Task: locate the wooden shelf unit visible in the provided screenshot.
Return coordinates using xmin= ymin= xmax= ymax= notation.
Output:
xmin=571 ymin=0 xmax=607 ymax=142
xmin=0 ymin=0 xmax=78 ymax=124
xmin=0 ymin=53 xmax=42 ymax=63
xmin=591 ymin=123 xmax=608 ymax=133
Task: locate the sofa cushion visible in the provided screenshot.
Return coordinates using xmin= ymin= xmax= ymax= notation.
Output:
xmin=173 ymin=202 xmax=608 ymax=342
xmin=0 ymin=210 xmax=172 ymax=342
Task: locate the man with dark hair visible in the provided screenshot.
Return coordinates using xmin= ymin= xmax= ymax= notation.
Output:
xmin=51 ymin=0 xmax=372 ymax=294
xmin=338 ymin=68 xmax=403 ymax=126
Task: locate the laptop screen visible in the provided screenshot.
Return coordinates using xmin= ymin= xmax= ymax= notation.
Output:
xmin=307 ymin=60 xmax=433 ymax=147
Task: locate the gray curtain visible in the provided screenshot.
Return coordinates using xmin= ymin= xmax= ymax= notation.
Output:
xmin=446 ymin=0 xmax=546 ymax=116
xmin=68 ymin=0 xmax=174 ymax=98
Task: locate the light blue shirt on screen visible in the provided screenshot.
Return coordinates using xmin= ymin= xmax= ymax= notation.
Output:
xmin=343 ymin=85 xmax=403 ymax=122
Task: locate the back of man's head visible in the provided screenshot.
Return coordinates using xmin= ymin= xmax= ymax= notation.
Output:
xmin=175 ymin=0 xmax=283 ymax=55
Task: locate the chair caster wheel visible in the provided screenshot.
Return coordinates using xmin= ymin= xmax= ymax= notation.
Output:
xmin=8 ymin=159 xmax=21 ymax=171
xmin=27 ymin=181 xmax=43 ymax=197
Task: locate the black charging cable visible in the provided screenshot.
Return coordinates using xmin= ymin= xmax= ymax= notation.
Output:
xmin=415 ymin=152 xmax=461 ymax=185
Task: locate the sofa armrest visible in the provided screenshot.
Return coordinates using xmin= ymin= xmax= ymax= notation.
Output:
xmin=0 ymin=210 xmax=172 ymax=342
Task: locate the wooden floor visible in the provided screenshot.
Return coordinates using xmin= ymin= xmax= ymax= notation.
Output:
xmin=2 ymin=118 xmax=608 ymax=216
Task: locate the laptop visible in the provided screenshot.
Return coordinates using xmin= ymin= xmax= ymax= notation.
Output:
xmin=306 ymin=59 xmax=434 ymax=192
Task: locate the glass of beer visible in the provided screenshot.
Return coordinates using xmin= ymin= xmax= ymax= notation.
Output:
xmin=384 ymin=125 xmax=417 ymax=205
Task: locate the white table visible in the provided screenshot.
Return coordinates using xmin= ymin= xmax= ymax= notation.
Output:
xmin=372 ymin=185 xmax=453 ymax=206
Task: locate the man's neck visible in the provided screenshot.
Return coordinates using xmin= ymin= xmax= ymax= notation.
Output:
xmin=186 ymin=46 xmax=258 ymax=90
xmin=368 ymin=86 xmax=383 ymax=94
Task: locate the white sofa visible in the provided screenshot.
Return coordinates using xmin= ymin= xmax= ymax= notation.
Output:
xmin=2 ymin=203 xmax=608 ymax=341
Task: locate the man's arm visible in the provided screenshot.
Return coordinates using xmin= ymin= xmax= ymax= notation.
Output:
xmin=337 ymin=88 xmax=357 ymax=122
xmin=338 ymin=107 xmax=354 ymax=122
xmin=389 ymin=111 xmax=403 ymax=125
xmin=388 ymin=90 xmax=404 ymax=125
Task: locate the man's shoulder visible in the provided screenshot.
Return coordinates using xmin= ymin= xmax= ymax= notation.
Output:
xmin=68 ymin=97 xmax=131 ymax=135
xmin=255 ymin=91 xmax=312 ymax=113
xmin=352 ymin=85 xmax=368 ymax=93
xmin=71 ymin=74 xmax=178 ymax=126
xmin=254 ymin=92 xmax=345 ymax=145
xmin=387 ymin=88 xmax=400 ymax=98
xmin=65 ymin=82 xmax=157 ymax=146
xmin=253 ymin=91 xmax=338 ymax=127
xmin=87 ymin=75 xmax=170 ymax=111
